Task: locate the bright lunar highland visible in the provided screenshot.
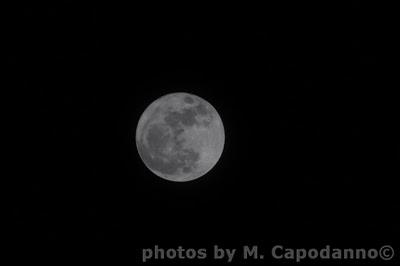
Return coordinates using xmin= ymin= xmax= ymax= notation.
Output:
xmin=136 ymin=92 xmax=225 ymax=182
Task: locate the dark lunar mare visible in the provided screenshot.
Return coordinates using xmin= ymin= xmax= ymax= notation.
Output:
xmin=195 ymin=102 xmax=209 ymax=116
xmin=164 ymin=107 xmax=198 ymax=128
xmin=145 ymin=123 xmax=170 ymax=154
xmin=183 ymin=96 xmax=194 ymax=104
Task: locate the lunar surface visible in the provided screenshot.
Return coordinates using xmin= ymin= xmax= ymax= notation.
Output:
xmin=136 ymin=92 xmax=225 ymax=182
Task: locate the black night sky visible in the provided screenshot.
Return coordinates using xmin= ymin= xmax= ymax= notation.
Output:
xmin=10 ymin=2 xmax=398 ymax=265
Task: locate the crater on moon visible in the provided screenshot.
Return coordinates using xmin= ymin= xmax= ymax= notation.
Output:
xmin=136 ymin=92 xmax=225 ymax=182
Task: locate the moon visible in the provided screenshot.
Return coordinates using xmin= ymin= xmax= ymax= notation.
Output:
xmin=136 ymin=92 xmax=225 ymax=182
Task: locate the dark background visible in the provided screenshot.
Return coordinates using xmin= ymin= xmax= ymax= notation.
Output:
xmin=10 ymin=1 xmax=398 ymax=264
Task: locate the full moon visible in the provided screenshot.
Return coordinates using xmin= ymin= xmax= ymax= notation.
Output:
xmin=136 ymin=92 xmax=225 ymax=182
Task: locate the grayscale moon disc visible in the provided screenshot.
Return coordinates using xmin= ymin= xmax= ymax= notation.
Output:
xmin=136 ymin=92 xmax=225 ymax=182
